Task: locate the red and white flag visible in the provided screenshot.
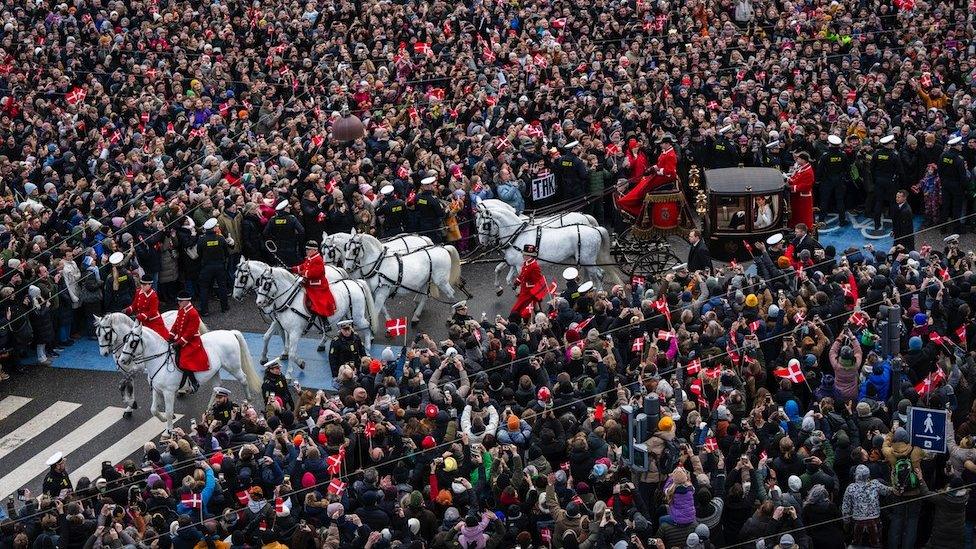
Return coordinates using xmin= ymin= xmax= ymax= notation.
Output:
xmin=327 ymin=453 xmax=343 ymax=475
xmin=386 ymin=317 xmax=407 ymax=337
xmin=703 ymin=437 xmax=718 ymax=452
xmin=686 ymin=359 xmax=701 ymax=375
xmin=631 ymin=337 xmax=644 ymax=352
xmin=794 ymin=311 xmax=806 ymax=324
xmin=65 ymin=86 xmax=87 ymax=105
xmin=957 ymin=324 xmax=968 ymax=347
xmin=915 ymin=367 xmax=946 ymax=396
xmin=849 ymin=311 xmax=869 ymax=328
xmin=748 ymin=319 xmax=761 ymax=333
xmin=364 ymin=421 xmax=377 ymax=438
xmin=774 ymin=361 xmax=806 ymax=384
xmin=275 ymin=497 xmax=286 ymax=514
xmin=929 ymin=332 xmax=944 ymax=346
xmin=703 ymin=367 xmax=721 ymax=380
xmin=180 ymin=492 xmax=202 ymax=509
xmin=236 ymin=491 xmax=248 ymax=505
xmin=657 ymin=330 xmax=675 ymax=341
xmin=311 ymin=135 xmax=325 ymax=148
xmin=428 ymin=88 xmax=445 ymax=101
xmin=551 ymin=18 xmax=567 ymax=29
xmin=327 ymin=478 xmax=346 ymax=496
xmin=413 ymin=42 xmax=433 ymax=57
xmin=652 ymin=296 xmax=671 ymax=321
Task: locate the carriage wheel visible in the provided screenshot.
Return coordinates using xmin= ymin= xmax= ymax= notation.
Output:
xmin=628 ymin=237 xmax=682 ymax=280
xmin=612 ymin=228 xmax=645 ymax=267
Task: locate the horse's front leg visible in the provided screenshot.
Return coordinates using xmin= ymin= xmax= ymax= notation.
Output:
xmin=494 ymin=262 xmax=508 ymax=296
xmin=260 ymin=319 xmax=277 ymax=363
xmin=162 ymin=389 xmax=177 ymax=432
xmin=289 ymin=323 xmax=305 ymax=373
xmin=151 ymin=390 xmax=165 ymax=424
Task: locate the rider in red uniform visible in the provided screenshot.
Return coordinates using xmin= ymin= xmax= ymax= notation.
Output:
xmin=293 ymin=241 xmax=337 ymax=318
xmin=168 ymin=291 xmax=209 ymax=392
xmin=616 ymin=135 xmax=679 ymax=218
xmin=788 ymin=151 xmax=815 ymax=229
xmin=124 ymin=275 xmax=169 ymax=339
xmin=510 ymin=245 xmax=548 ymax=321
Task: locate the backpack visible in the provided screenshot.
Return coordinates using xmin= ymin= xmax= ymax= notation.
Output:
xmin=892 ymin=455 xmax=920 ymax=492
xmin=654 ymin=435 xmax=680 ymax=474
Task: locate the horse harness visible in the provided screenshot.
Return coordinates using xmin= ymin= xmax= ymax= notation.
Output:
xmin=254 ymin=268 xmax=360 ymax=335
xmin=117 ymin=327 xmax=176 ymax=389
xmin=479 ymin=209 xmax=584 ymax=261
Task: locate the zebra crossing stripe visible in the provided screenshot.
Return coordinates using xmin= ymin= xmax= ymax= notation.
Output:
xmin=0 ymin=401 xmax=81 ymax=461
xmin=0 ymin=396 xmax=31 ymax=422
xmin=0 ymin=406 xmax=124 ymax=499
xmin=70 ymin=414 xmax=182 ymax=484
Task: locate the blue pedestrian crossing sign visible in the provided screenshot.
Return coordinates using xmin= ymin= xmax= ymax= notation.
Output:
xmin=908 ymin=406 xmax=947 ymax=453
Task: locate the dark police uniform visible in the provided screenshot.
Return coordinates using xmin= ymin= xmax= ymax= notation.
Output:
xmin=196 ymin=229 xmax=230 ymax=315
xmin=328 ymin=329 xmax=367 ymax=377
xmin=261 ymin=368 xmax=294 ymax=409
xmin=938 ymin=145 xmax=969 ymax=232
xmin=709 ymin=135 xmax=738 ymax=168
xmin=263 ymin=211 xmax=306 ymax=266
xmin=211 ymin=397 xmax=235 ymax=426
xmin=553 ymin=151 xmax=588 ymax=202
xmin=413 ymin=189 xmax=445 ymax=243
xmin=869 ymin=146 xmax=901 ymax=230
xmin=376 ymin=195 xmax=408 ymax=238
xmin=816 ymin=146 xmax=851 ymax=221
xmin=103 ymin=267 xmax=135 ymax=313
xmin=42 ymin=466 xmax=72 ymax=497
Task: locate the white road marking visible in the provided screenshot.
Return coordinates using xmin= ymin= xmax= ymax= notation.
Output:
xmin=70 ymin=414 xmax=182 ymax=484
xmin=0 ymin=396 xmax=32 ymax=422
xmin=0 ymin=401 xmax=81 ymax=461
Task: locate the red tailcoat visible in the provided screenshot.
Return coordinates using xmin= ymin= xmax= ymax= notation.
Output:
xmin=788 ymin=163 xmax=815 ymax=228
xmin=169 ymin=304 xmax=209 ymax=372
xmin=293 ymin=252 xmax=337 ymax=317
xmin=125 ymin=288 xmax=169 ymax=339
xmin=617 ymin=147 xmax=679 ymax=217
xmin=511 ymin=258 xmax=548 ymax=315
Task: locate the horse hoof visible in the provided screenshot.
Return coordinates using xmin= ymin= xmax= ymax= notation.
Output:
xmin=132 ymin=401 xmax=138 ymax=410
xmin=260 ymin=357 xmax=268 ymax=363
xmin=298 ymin=362 xmax=306 ymax=370
xmin=122 ymin=411 xmax=132 ymax=419
xmin=410 ymin=319 xmax=419 ymax=327
xmin=496 ymin=288 xmax=503 ymax=296
xmin=281 ymin=354 xmax=289 ymax=360
xmin=316 ymin=345 xmax=325 ymax=352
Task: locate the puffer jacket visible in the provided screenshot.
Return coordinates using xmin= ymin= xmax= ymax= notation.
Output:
xmin=637 ymin=428 xmax=675 ymax=484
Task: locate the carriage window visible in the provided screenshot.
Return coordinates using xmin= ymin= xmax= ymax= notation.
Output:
xmin=753 ymin=194 xmax=779 ymax=229
xmin=716 ymin=195 xmax=749 ymax=230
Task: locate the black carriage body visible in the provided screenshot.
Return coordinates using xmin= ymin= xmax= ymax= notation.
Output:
xmin=702 ymin=167 xmax=789 ymax=261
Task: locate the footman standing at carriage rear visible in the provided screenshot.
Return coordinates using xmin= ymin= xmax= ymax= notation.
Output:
xmin=294 ymin=240 xmax=337 ymax=320
xmin=510 ymin=245 xmax=547 ymax=322
xmin=264 ymin=199 xmax=305 ymax=266
xmin=125 ymin=274 xmax=169 ymax=339
xmin=788 ymin=151 xmax=815 ymax=229
xmin=169 ymin=291 xmax=208 ymax=393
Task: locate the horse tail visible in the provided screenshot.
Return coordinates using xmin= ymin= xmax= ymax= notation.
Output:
xmin=596 ymin=227 xmax=620 ymax=285
xmin=233 ymin=330 xmax=262 ymax=397
xmin=446 ymin=245 xmax=462 ymax=287
xmin=360 ymin=280 xmax=379 ymax=335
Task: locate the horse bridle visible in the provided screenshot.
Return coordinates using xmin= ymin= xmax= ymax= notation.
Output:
xmin=97 ymin=322 xmax=123 ymax=356
xmin=255 ymin=269 xmax=303 ymax=315
xmin=117 ymin=327 xmax=174 ymax=387
xmin=234 ymin=262 xmax=256 ymax=301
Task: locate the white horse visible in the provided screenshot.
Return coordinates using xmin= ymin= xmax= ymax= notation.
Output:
xmin=475 ymin=202 xmax=614 ymax=291
xmin=233 ymin=258 xmax=346 ymax=363
xmin=322 ymin=232 xmax=433 ymax=270
xmin=95 ymin=313 xmax=261 ymax=431
xmin=479 ymin=199 xmax=600 ymax=228
xmin=343 ymin=233 xmax=462 ymax=325
xmin=253 ymin=266 xmax=377 ymax=374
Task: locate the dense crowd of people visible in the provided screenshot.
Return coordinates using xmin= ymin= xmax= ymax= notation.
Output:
xmin=1 ymin=0 xmax=976 ymax=545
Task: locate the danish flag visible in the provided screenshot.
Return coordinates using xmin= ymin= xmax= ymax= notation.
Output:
xmin=652 ymin=296 xmax=671 ymax=321
xmin=957 ymin=324 xmax=967 ymax=347
xmin=748 ymin=319 xmax=761 ymax=333
xmin=311 ymin=135 xmax=324 ymax=148
xmin=189 ymin=127 xmax=206 ymax=139
xmin=327 ymin=450 xmax=344 ymax=475
xmin=219 ymin=102 xmax=230 ymax=117
xmin=915 ymin=368 xmax=946 ymax=396
xmin=920 ymin=71 xmax=932 ymax=88
xmin=274 ymin=497 xmax=286 ymax=514
xmin=794 ymin=311 xmax=806 ymax=324
xmin=606 ymin=143 xmax=620 ymax=156
xmin=707 ymin=100 xmax=719 ymax=111
xmin=929 ymin=332 xmax=944 ymax=346
xmin=774 ymin=361 xmax=806 ymax=384
xmin=414 ymin=42 xmax=433 ymax=57
xmin=364 ymin=421 xmax=377 ymax=439
xmin=397 ymin=165 xmax=410 ymax=179
xmin=482 ymin=46 xmax=496 ymax=64
xmin=726 ymin=339 xmax=740 ymax=364
xmin=110 ymin=129 xmax=122 ymax=144
xmin=657 ymin=330 xmax=675 ymax=341
xmin=703 ymin=366 xmax=721 ymax=380
xmin=849 ymin=311 xmax=868 ymax=328
xmin=180 ymin=492 xmax=202 ymax=509
xmin=327 ymin=478 xmax=346 ymax=495
xmin=689 ymin=378 xmax=703 ymax=396
xmin=686 ymin=359 xmax=701 ymax=375
xmin=631 ymin=337 xmax=645 ymax=352
xmin=551 ymin=18 xmax=567 ymax=29
xmin=533 ymin=53 xmax=548 ymax=68
xmin=236 ymin=490 xmax=248 ymax=505
xmin=65 ymin=86 xmax=87 ymax=105
xmin=428 ymin=88 xmax=445 ymax=101
xmin=386 ymin=317 xmax=407 ymax=337
xmin=703 ymin=437 xmax=718 ymax=452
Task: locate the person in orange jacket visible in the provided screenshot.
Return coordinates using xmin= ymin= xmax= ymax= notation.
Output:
xmin=168 ymin=292 xmax=209 ymax=392
xmin=510 ymin=245 xmax=548 ymax=322
xmin=788 ymin=151 xmax=815 ymax=229
xmin=124 ymin=275 xmax=169 ymax=339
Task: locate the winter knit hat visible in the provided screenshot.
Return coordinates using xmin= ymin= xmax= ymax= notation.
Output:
xmin=507 ymin=415 xmax=520 ymax=431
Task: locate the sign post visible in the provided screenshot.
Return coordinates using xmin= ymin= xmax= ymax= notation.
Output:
xmin=908 ymin=406 xmax=947 ymax=453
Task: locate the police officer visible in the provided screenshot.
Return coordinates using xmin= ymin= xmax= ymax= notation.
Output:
xmin=103 ymin=251 xmax=135 ymax=313
xmin=817 ymin=135 xmax=852 ymax=224
xmin=939 ymin=135 xmax=969 ymax=234
xmin=449 ymin=301 xmax=474 ymax=327
xmin=197 ymin=218 xmax=230 ymax=317
xmin=328 ymin=319 xmax=367 ymax=378
xmin=264 ymin=199 xmax=305 ymax=266
xmin=709 ymin=125 xmax=739 ymax=168
xmin=42 ymin=452 xmax=72 ymax=497
xmin=209 ymin=386 xmax=235 ymax=426
xmin=560 ymin=266 xmax=582 ymax=305
xmin=869 ymin=135 xmax=902 ymax=236
xmin=375 ymin=184 xmax=407 ymax=238
xmin=261 ymin=358 xmax=294 ymax=410
xmin=553 ymin=140 xmax=588 ymax=201
xmin=413 ymin=177 xmax=445 ymax=243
